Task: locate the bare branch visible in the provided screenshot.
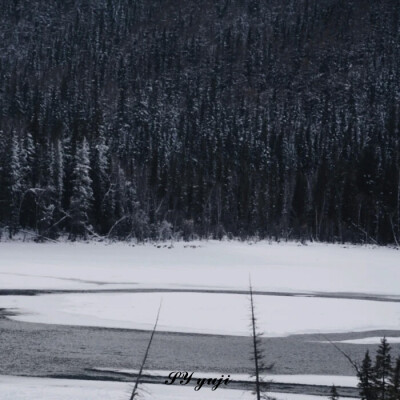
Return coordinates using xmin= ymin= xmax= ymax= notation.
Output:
xmin=107 ymin=215 xmax=129 ymax=238
xmin=129 ymin=302 xmax=162 ymax=400
xmin=321 ymin=335 xmax=360 ymax=375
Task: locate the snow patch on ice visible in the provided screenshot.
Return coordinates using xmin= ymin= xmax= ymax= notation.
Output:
xmin=319 ymin=337 xmax=400 ymax=345
xmin=0 ymin=375 xmax=358 ymax=400
xmin=3 ymin=291 xmax=400 ymax=336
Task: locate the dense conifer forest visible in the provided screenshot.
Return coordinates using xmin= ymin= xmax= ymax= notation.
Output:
xmin=0 ymin=0 xmax=399 ymax=243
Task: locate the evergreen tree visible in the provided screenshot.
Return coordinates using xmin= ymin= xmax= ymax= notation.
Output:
xmin=20 ymin=132 xmax=34 ymax=191
xmin=359 ymin=351 xmax=376 ymax=400
xmin=35 ymin=187 xmax=56 ymax=240
xmin=249 ymin=280 xmax=274 ymax=400
xmin=2 ymin=132 xmax=23 ymax=237
xmin=91 ymin=130 xmax=109 ymax=233
xmin=51 ymin=139 xmax=64 ymax=210
xmin=0 ymin=0 xmax=400 ymax=242
xmin=69 ymin=138 xmax=93 ymax=238
xmin=389 ymin=357 xmax=400 ymax=400
xmin=329 ymin=385 xmax=339 ymax=400
xmin=373 ymin=338 xmax=392 ymax=400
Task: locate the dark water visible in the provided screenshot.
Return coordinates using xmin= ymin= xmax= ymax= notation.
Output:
xmin=1 ymin=313 xmax=400 ymax=397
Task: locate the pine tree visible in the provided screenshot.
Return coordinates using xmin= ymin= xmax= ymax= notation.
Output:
xmin=359 ymin=351 xmax=376 ymax=400
xmin=1 ymin=0 xmax=400 ymax=243
xmin=92 ymin=130 xmax=109 ymax=232
xmin=69 ymin=138 xmax=93 ymax=238
xmin=249 ymin=279 xmax=274 ymax=400
xmin=2 ymin=132 xmax=23 ymax=237
xmin=373 ymin=338 xmax=392 ymax=400
xmin=20 ymin=132 xmax=34 ymax=191
xmin=36 ymin=190 xmax=56 ymax=240
xmin=330 ymin=385 xmax=339 ymax=400
xmin=389 ymin=357 xmax=400 ymax=400
xmin=51 ymin=139 xmax=64 ymax=210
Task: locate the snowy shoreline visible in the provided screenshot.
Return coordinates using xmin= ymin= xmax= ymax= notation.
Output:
xmin=1 ymin=240 xmax=399 ymax=293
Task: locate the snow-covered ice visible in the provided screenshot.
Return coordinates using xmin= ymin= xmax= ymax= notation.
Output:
xmin=0 ymin=375 xmax=358 ymax=400
xmin=320 ymin=337 xmax=400 ymax=345
xmin=1 ymin=241 xmax=400 ymax=335
xmin=0 ymin=241 xmax=399 ymax=295
xmin=3 ymin=291 xmax=400 ymax=336
xmin=0 ymin=241 xmax=398 ymax=397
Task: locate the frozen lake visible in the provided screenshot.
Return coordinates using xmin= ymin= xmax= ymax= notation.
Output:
xmin=1 ymin=241 xmax=399 ymax=399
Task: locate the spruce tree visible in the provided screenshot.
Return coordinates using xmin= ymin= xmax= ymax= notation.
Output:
xmin=92 ymin=130 xmax=109 ymax=233
xmin=1 ymin=0 xmax=400 ymax=242
xmin=51 ymin=139 xmax=64 ymax=210
xmin=330 ymin=385 xmax=339 ymax=400
xmin=249 ymin=280 xmax=274 ymax=400
xmin=373 ymin=338 xmax=392 ymax=400
xmin=3 ymin=132 xmax=23 ymax=237
xmin=389 ymin=357 xmax=400 ymax=400
xmin=69 ymin=138 xmax=93 ymax=238
xmin=359 ymin=351 xmax=375 ymax=400
xmin=20 ymin=132 xmax=34 ymax=191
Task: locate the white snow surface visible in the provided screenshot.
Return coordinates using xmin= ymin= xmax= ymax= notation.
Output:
xmin=1 ymin=241 xmax=400 ymax=335
xmin=3 ymin=291 xmax=400 ymax=336
xmin=0 ymin=375 xmax=358 ymax=400
xmin=0 ymin=242 xmax=395 ymax=397
xmin=324 ymin=337 xmax=400 ymax=345
xmin=0 ymin=241 xmax=399 ymax=295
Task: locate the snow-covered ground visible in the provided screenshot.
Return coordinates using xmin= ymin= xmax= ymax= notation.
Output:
xmin=0 ymin=375 xmax=358 ymax=400
xmin=3 ymin=291 xmax=400 ymax=336
xmin=0 ymin=241 xmax=399 ymax=295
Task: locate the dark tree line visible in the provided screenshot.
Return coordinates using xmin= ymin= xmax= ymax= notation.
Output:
xmin=0 ymin=0 xmax=400 ymax=242
xmin=358 ymin=338 xmax=400 ymax=400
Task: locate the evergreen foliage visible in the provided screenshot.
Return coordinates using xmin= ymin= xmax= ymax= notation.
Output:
xmin=359 ymin=351 xmax=376 ymax=400
xmin=69 ymin=138 xmax=93 ymax=238
xmin=374 ymin=338 xmax=392 ymax=400
xmin=249 ymin=280 xmax=274 ymax=400
xmin=1 ymin=0 xmax=400 ymax=241
xmin=329 ymin=385 xmax=339 ymax=400
xmin=358 ymin=338 xmax=400 ymax=400
xmin=389 ymin=357 xmax=400 ymax=400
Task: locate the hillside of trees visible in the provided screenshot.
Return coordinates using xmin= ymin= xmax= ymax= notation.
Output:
xmin=0 ymin=0 xmax=399 ymax=243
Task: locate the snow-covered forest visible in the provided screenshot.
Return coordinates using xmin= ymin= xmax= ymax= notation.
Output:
xmin=1 ymin=0 xmax=400 ymax=243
